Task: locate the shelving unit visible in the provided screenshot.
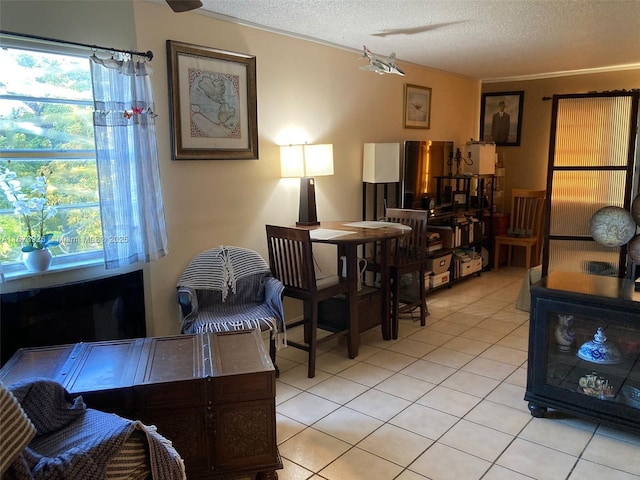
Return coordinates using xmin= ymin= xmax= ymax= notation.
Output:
xmin=426 ymin=174 xmax=495 ymax=289
xmin=359 ymin=174 xmax=496 ymax=311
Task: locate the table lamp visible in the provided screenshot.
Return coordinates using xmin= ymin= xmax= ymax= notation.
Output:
xmin=281 ymin=143 xmax=334 ymax=226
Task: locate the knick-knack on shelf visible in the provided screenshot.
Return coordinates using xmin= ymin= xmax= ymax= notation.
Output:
xmin=554 ymin=314 xmax=575 ymax=352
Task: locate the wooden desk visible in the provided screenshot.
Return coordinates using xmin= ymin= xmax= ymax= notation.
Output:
xmin=298 ymin=221 xmax=410 ymax=353
xmin=0 ymin=330 xmax=282 ymax=480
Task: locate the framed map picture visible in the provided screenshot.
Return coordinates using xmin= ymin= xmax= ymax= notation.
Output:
xmin=404 ymin=84 xmax=431 ymax=129
xmin=167 ymin=40 xmax=258 ymax=160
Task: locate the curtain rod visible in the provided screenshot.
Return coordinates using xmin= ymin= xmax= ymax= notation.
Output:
xmin=0 ymin=30 xmax=153 ymax=61
xmin=542 ymin=89 xmax=639 ymax=101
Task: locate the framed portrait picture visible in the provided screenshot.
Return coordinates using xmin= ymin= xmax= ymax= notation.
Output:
xmin=404 ymin=84 xmax=431 ymax=129
xmin=167 ymin=40 xmax=258 ymax=160
xmin=480 ymin=91 xmax=524 ymax=146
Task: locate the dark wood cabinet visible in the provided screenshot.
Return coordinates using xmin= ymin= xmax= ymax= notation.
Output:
xmin=0 ymin=330 xmax=282 ymax=480
xmin=526 ymin=271 xmax=640 ymax=434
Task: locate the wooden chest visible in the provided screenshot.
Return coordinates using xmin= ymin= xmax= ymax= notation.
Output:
xmin=0 ymin=330 xmax=282 ymax=480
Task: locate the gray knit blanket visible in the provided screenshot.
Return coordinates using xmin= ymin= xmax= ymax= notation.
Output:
xmin=177 ymin=246 xmax=285 ymax=339
xmin=5 ymin=379 xmax=185 ymax=480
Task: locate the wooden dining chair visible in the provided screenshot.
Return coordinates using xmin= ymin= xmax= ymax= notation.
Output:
xmin=265 ymin=225 xmax=352 ymax=378
xmin=384 ymin=208 xmax=430 ymax=338
xmin=494 ymin=189 xmax=546 ymax=270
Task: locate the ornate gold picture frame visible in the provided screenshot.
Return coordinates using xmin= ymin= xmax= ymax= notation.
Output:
xmin=167 ymin=40 xmax=258 ymax=160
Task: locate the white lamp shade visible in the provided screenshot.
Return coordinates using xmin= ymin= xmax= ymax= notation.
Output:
xmin=363 ymin=143 xmax=400 ymax=183
xmin=303 ymin=144 xmax=334 ymax=177
xmin=280 ymin=145 xmax=305 ymax=177
xmin=280 ymin=143 xmax=333 ymax=178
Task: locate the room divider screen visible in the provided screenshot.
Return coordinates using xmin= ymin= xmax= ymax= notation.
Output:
xmin=542 ymin=91 xmax=640 ymax=278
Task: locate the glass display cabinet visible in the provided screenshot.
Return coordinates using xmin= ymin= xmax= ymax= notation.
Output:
xmin=526 ymin=271 xmax=640 ymax=434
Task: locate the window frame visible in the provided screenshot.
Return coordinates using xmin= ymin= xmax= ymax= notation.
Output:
xmin=0 ymin=39 xmax=104 ymax=276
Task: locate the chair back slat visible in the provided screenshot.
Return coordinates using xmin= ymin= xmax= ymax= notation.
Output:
xmin=266 ymin=225 xmax=317 ymax=295
xmin=385 ymin=208 xmax=429 ymax=260
xmin=509 ymin=189 xmax=546 ymax=238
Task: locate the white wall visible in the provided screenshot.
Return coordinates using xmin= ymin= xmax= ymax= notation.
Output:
xmin=1 ymin=0 xmax=481 ymax=336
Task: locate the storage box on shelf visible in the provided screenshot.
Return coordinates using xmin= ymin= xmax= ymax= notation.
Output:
xmin=430 ymin=271 xmax=451 ymax=289
xmin=454 ymin=250 xmax=483 ymax=278
xmin=427 ymin=251 xmax=452 ymax=275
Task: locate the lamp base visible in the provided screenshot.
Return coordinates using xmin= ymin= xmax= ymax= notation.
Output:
xmin=296 ymin=220 xmax=320 ymax=226
xmin=298 ymin=177 xmax=319 ymax=226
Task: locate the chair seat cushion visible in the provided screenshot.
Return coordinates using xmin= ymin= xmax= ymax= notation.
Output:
xmin=182 ymin=303 xmax=279 ymax=334
xmin=316 ymin=273 xmax=340 ymax=290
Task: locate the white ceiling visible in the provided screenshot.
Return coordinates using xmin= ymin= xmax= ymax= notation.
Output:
xmin=184 ymin=0 xmax=640 ymax=82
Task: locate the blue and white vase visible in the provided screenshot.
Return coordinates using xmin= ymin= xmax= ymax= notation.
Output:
xmin=554 ymin=314 xmax=575 ymax=352
xmin=577 ymin=327 xmax=622 ymax=365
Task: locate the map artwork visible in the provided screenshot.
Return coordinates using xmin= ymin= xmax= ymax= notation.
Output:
xmin=188 ymin=68 xmax=241 ymax=139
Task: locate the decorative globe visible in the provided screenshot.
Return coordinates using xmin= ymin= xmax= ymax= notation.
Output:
xmin=632 ymin=193 xmax=640 ymax=226
xmin=629 ymin=235 xmax=640 ymax=263
xmin=589 ymin=206 xmax=636 ymax=247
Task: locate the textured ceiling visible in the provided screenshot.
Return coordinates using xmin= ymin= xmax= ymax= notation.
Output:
xmin=186 ymin=0 xmax=640 ymax=81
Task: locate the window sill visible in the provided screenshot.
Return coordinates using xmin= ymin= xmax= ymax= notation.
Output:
xmin=2 ymin=257 xmax=104 ymax=283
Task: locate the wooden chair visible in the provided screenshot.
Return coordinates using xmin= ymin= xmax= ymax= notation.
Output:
xmin=385 ymin=208 xmax=430 ymax=338
xmin=265 ymin=225 xmax=352 ymax=378
xmin=494 ymin=189 xmax=546 ymax=270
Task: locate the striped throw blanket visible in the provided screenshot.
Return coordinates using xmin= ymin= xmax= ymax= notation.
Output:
xmin=4 ymin=379 xmax=185 ymax=480
xmin=176 ymin=246 xmax=285 ymax=341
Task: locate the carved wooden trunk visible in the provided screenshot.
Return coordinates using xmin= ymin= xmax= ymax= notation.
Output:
xmin=0 ymin=330 xmax=282 ymax=479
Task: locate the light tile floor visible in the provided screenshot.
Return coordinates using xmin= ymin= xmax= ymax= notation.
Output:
xmin=273 ymin=266 xmax=640 ymax=480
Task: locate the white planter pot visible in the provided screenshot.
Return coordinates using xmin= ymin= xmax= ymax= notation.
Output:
xmin=23 ymin=249 xmax=53 ymax=272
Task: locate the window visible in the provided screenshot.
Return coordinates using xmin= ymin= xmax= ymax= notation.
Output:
xmin=0 ymin=45 xmax=103 ymax=272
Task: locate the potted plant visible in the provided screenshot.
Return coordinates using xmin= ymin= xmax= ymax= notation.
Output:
xmin=0 ymin=164 xmax=59 ymax=271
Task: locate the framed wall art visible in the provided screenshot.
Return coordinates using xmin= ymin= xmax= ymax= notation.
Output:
xmin=167 ymin=40 xmax=258 ymax=160
xmin=480 ymin=91 xmax=524 ymax=146
xmin=404 ymin=84 xmax=431 ymax=129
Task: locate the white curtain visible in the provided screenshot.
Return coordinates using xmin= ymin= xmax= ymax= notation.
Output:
xmin=91 ymin=56 xmax=168 ymax=269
